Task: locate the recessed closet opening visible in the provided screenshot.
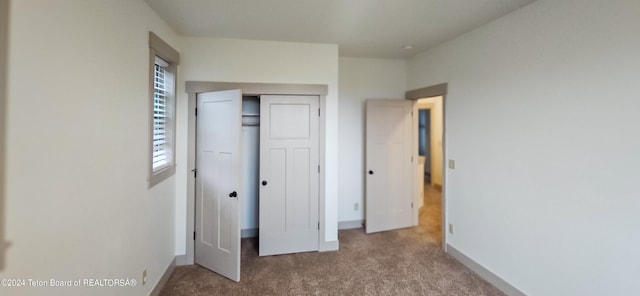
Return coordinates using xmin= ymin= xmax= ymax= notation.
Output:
xmin=185 ymin=82 xmax=329 ymax=282
xmin=240 ymin=96 xmax=260 ymax=239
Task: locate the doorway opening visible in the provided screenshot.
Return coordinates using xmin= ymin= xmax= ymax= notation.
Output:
xmin=416 ymin=96 xmax=443 ymax=246
xmin=406 ymin=83 xmax=447 ymax=250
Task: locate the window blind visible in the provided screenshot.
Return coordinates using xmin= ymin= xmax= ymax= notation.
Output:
xmin=153 ymin=57 xmax=170 ymax=171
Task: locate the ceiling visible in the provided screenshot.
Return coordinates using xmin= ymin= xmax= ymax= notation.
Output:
xmin=144 ymin=0 xmax=534 ymax=59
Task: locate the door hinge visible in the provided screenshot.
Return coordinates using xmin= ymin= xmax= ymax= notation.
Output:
xmin=411 ymin=156 xmax=413 ymax=162
xmin=193 ymin=231 xmax=196 ymax=240
xmin=195 ymin=108 xmax=198 ymax=116
xmin=318 ymin=222 xmax=320 ymax=230
xmin=318 ymin=165 xmax=320 ymax=173
xmin=192 ymin=169 xmax=197 ymax=178
xmin=318 ymin=108 xmax=321 ymax=117
xmin=411 ymin=202 xmax=414 ymax=208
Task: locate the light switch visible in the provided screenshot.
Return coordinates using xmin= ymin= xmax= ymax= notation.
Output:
xmin=448 ymin=159 xmax=456 ymax=169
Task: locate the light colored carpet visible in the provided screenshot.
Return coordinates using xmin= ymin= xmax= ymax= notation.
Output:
xmin=160 ymin=186 xmax=504 ymax=296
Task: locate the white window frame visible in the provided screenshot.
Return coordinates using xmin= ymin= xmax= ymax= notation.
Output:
xmin=148 ymin=32 xmax=179 ymax=187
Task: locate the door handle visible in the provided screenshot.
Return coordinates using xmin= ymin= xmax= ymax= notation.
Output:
xmin=368 ymin=170 xmax=374 ymax=175
xmin=229 ymin=191 xmax=237 ymax=198
xmin=262 ymin=180 xmax=268 ymax=186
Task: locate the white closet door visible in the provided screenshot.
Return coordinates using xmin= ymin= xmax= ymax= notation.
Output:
xmin=195 ymin=89 xmax=242 ymax=282
xmin=259 ymin=95 xmax=319 ymax=256
xmin=365 ymin=99 xmax=414 ymax=233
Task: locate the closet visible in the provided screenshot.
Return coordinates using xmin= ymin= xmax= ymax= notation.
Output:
xmin=187 ymin=82 xmax=327 ymax=283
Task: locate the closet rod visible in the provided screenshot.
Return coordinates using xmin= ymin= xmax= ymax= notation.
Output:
xmin=242 ymin=114 xmax=260 ymax=117
xmin=242 ymin=123 xmax=260 ymax=127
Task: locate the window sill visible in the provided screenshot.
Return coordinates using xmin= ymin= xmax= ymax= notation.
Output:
xmin=149 ymin=164 xmax=176 ymax=188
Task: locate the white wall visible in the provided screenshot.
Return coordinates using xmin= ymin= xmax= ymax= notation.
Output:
xmin=174 ymin=38 xmax=339 ymax=255
xmin=4 ymin=1 xmax=180 ymax=295
xmin=0 ymin=0 xmax=8 ymax=270
xmin=407 ymin=0 xmax=640 ymax=295
xmin=338 ymin=57 xmax=406 ymax=223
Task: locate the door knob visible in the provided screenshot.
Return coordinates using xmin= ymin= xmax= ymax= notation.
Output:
xmin=262 ymin=180 xmax=268 ymax=186
xmin=229 ymin=191 xmax=237 ymax=198
xmin=368 ymin=170 xmax=374 ymax=175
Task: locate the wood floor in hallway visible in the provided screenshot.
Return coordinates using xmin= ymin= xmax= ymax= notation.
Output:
xmin=420 ymin=183 xmax=443 ymax=246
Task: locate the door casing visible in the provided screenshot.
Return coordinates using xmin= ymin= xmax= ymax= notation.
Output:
xmin=183 ymin=82 xmax=329 ymax=265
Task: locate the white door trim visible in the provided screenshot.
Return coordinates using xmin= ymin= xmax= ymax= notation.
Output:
xmin=183 ymin=82 xmax=329 ymax=265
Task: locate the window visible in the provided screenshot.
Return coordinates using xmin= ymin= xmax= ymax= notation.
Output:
xmin=153 ymin=57 xmax=171 ymax=170
xmin=148 ymin=32 xmax=179 ymax=187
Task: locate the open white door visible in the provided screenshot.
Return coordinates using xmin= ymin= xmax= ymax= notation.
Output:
xmin=365 ymin=99 xmax=414 ymax=233
xmin=195 ymin=90 xmax=242 ymax=282
xmin=259 ymin=95 xmax=319 ymax=256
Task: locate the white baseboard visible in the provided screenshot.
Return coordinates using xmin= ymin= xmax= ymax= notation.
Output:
xmin=338 ymin=220 xmax=363 ymax=229
xmin=241 ymin=228 xmax=258 ymax=238
xmin=319 ymin=240 xmax=339 ymax=252
xmin=175 ymin=254 xmax=188 ymax=266
xmin=149 ymin=257 xmax=176 ymax=296
xmin=446 ymin=244 xmax=526 ymax=296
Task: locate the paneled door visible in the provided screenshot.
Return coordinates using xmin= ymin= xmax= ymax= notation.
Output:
xmin=365 ymin=99 xmax=414 ymax=233
xmin=259 ymin=95 xmax=320 ymax=256
xmin=195 ymin=89 xmax=242 ymax=282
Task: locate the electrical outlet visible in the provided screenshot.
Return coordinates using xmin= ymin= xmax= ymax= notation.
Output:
xmin=449 ymin=224 xmax=454 ymax=234
xmin=142 ymin=269 xmax=147 ymax=285
xmin=354 ymin=203 xmax=359 ymax=211
xmin=448 ymin=159 xmax=456 ymax=169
